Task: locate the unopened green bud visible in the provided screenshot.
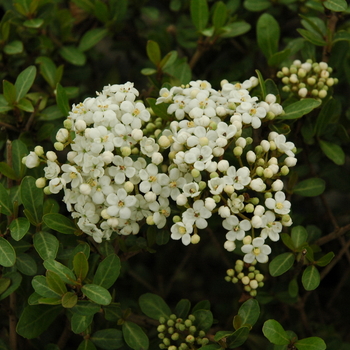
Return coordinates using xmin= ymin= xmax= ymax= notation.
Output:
xmin=236 ymin=259 xmax=244 ymax=266
xmin=198 ymin=330 xmax=206 ymax=338
xmin=179 ymin=343 xmax=188 ymax=350
xmin=256 ymin=166 xmax=264 ymax=177
xmin=233 ymin=146 xmax=243 ymax=157
xmin=189 ymin=326 xmax=196 ymax=334
xmin=266 ymin=111 xmax=276 ymax=120
xmin=248 ymin=266 xmax=255 ymax=272
xmin=210 ymin=171 xmax=219 ymax=179
xmin=250 ymin=197 xmax=259 ymax=205
xmin=246 ymin=137 xmax=253 ymax=145
xmin=245 ymin=203 xmax=254 ymax=213
xmin=168 ymin=327 xmax=174 ymax=334
xmin=63 ymin=119 xmax=73 ymax=129
xmin=54 ymin=142 xmax=64 ymax=151
xmin=282 ymin=77 xmax=289 ymax=84
xmin=250 ymin=280 xmax=259 ymax=289
xmin=237 ymin=272 xmax=244 ymax=279
xmin=225 ymin=276 xmax=232 ymax=282
xmin=159 ymin=317 xmax=166 ymax=324
xmin=163 ymin=338 xmax=171 ymax=346
xmin=255 ymin=273 xmax=264 ymax=282
xmin=282 ymin=67 xmax=289 ymax=75
xmin=188 ymin=314 xmax=195 ymax=322
xmin=244 ymin=285 xmax=252 ymax=292
xmin=213 ymin=195 xmax=221 ymax=203
xmin=242 ymin=276 xmax=250 ymax=285
xmin=281 ymin=165 xmax=289 ymax=175
xmin=170 ymin=314 xmax=177 ymax=320
xmin=248 ymin=272 xmax=255 ymax=279
xmin=307 ymin=77 xmax=316 ymax=85
xmin=250 ymin=290 xmax=257 ymax=297
xmin=264 ymin=192 xmax=273 ymax=199
xmin=191 ymin=169 xmax=200 ymax=178
xmin=186 ymin=335 xmax=195 ymax=343
xmin=173 ymin=215 xmax=181 ymax=223
xmin=167 ymin=320 xmax=174 ymax=327
xmin=232 ymin=277 xmax=238 ymax=283
xmin=157 ymin=325 xmax=166 ymax=332
xmin=318 ymin=90 xmax=327 ymax=99
xmin=258 ymin=282 xmax=264 ymax=288
xmin=43 ymin=186 xmax=51 ymax=195
xmin=282 ymin=86 xmax=290 ymax=92
xmin=235 ymin=265 xmax=243 ymax=273
xmin=171 ymin=333 xmax=180 ymax=341
xmin=159 ymin=343 xmax=166 ymax=349
xmin=276 ymin=71 xmax=284 ymax=78
xmin=227 ymin=268 xmax=235 ymax=277
xmin=201 ymin=338 xmax=209 ymax=345
xmin=158 ymin=333 xmax=165 ymax=340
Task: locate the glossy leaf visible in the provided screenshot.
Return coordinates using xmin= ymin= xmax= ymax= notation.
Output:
xmin=4 ymin=40 xmax=23 ymax=55
xmin=17 ymin=98 xmax=34 ymax=112
xmin=297 ymin=29 xmax=326 ymax=46
xmin=0 ymin=182 xmax=12 ymax=215
xmin=73 ymin=252 xmax=89 ymax=282
xmin=43 ymin=259 xmax=77 ymax=285
xmin=324 ymin=0 xmax=347 ymax=12
xmin=302 ymin=265 xmax=320 ymax=291
xmin=78 ymin=339 xmax=97 ymax=350
xmin=0 ymin=272 xmax=22 ymax=301
xmin=43 ymin=213 xmax=77 ymax=235
xmin=256 ymin=13 xmax=280 ymax=60
xmin=93 ymin=253 xmax=121 ymax=289
xmin=193 ymin=309 xmax=213 ymax=332
xmin=0 ymin=238 xmax=16 ymax=267
xmin=280 ymin=99 xmax=321 ymax=120
xmin=3 ymin=80 xmax=16 ymax=105
xmin=175 ymin=299 xmax=191 ymax=319
xmin=319 ymin=140 xmax=345 ymax=165
xmin=0 ymin=162 xmax=17 ymax=180
xmin=32 ymin=275 xmax=61 ymax=298
xmin=226 ymin=327 xmax=251 ymax=348
xmin=293 ymin=178 xmax=326 ymax=197
xmin=291 ymin=226 xmax=308 ymax=248
xmin=62 ymin=291 xmax=78 ymax=308
xmin=139 ymin=293 xmax=171 ymax=320
xmin=72 ymin=300 xmax=101 ymax=316
xmin=237 ymin=298 xmax=260 ymax=328
xmin=244 ymin=0 xmax=271 ymax=11
xmin=269 ymin=253 xmax=295 ymax=277
xmin=35 ymin=56 xmax=57 ymax=88
xmin=288 ymin=279 xmax=299 ymax=298
xmin=71 ymin=313 xmax=94 ymax=334
xmin=33 ymin=231 xmax=59 ymax=260
xmin=122 ymin=321 xmax=149 ymax=350
xmin=16 ymin=253 xmax=37 ymax=276
xmin=263 ymin=319 xmax=290 ymax=345
xmin=268 ymin=49 xmax=291 ymax=67
xmin=23 ymin=18 xmax=44 ymax=28
xmin=79 ymin=28 xmax=108 ymax=52
xmin=82 ymin=284 xmax=112 ymax=305
xmin=16 ymin=305 xmax=61 ymax=339
xmin=190 ymin=0 xmax=209 ymax=32
xmin=295 ymin=337 xmax=326 ymax=350
xmin=220 ymin=21 xmax=251 ymax=38
xmin=15 ymin=65 xmax=37 ymax=102
xmin=59 ymin=46 xmax=86 ymax=66
xmin=314 ymin=98 xmax=338 ymax=136
xmin=316 ymin=252 xmax=335 ymax=267
xmin=91 ymin=329 xmax=124 ymax=349
xmin=46 ymin=270 xmax=67 ymax=296
xmin=11 ymin=139 xmax=28 ymax=179
xmin=146 ymin=40 xmax=161 ymax=66
xmin=56 ymin=84 xmax=70 ymax=117
xmin=212 ymin=2 xmax=227 ymax=30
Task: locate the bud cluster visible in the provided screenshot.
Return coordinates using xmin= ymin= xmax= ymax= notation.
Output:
xmin=277 ymin=59 xmax=338 ymax=100
xmin=225 ymin=259 xmax=265 ymax=297
xmin=157 ymin=314 xmax=209 ymax=350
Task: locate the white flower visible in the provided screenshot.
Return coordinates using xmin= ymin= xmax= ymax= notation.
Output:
xmin=265 ymin=191 xmax=291 ymax=215
xmin=241 ymin=237 xmax=271 ymax=263
xmin=25 ymin=152 xmax=40 ymax=168
xmin=250 ymin=178 xmax=266 ymax=192
xmin=49 ymin=178 xmax=66 ymax=194
xmin=140 ymin=137 xmax=160 ymax=157
xmin=44 ymin=161 xmax=61 ymax=179
xmin=226 ymin=166 xmax=251 ymax=190
xmin=183 ymin=182 xmax=201 ymax=197
xmin=171 ymin=222 xmax=193 ymax=245
xmin=106 ymin=188 xmax=137 ymax=219
xmin=182 ymin=200 xmax=212 ymax=229
xmin=223 ymin=215 xmax=251 ymax=241
xmin=261 ymin=211 xmax=282 ymax=241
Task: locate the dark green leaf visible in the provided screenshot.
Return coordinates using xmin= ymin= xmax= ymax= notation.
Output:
xmin=78 ymin=339 xmax=97 ymax=350
xmin=175 ymin=299 xmax=191 ymax=319
xmin=147 ymin=98 xmax=170 ymax=120
xmin=159 ymin=50 xmax=178 ymax=69
xmin=43 ymin=259 xmax=77 ymax=285
xmin=214 ymin=330 xmax=233 ymax=341
xmin=40 ymin=105 xmax=64 ymax=121
xmin=72 ymin=301 xmax=101 ymax=316
xmin=212 ymin=2 xmax=227 ymax=30
xmin=93 ymin=254 xmax=121 ymax=289
xmin=333 ymin=30 xmax=350 ymax=44
xmin=302 ymin=265 xmax=320 ymax=291
xmin=11 ymin=139 xmax=28 ymax=179
xmin=0 ymin=272 xmax=22 ymax=301
xmin=220 ymin=21 xmax=251 ymax=38
xmin=17 ymin=98 xmax=34 ymax=112
xmin=268 ymin=49 xmax=291 ymax=67
xmin=71 ymin=313 xmax=94 ymax=334
xmin=0 ymin=162 xmax=17 ymax=180
xmin=295 ymin=337 xmax=326 ymax=350
xmin=293 ymin=178 xmax=326 ymax=197
xmin=257 ymin=13 xmax=280 ymax=60
xmin=91 ymin=329 xmax=124 ymax=349
xmin=16 ymin=305 xmax=61 ymax=339
xmin=163 ymin=57 xmax=191 ymax=84
xmin=190 ymin=0 xmax=209 ymax=32
xmin=23 ymin=18 xmax=44 ymax=28
xmin=4 ymin=40 xmax=23 ymax=55
xmin=79 ymin=28 xmax=108 ymax=52
xmin=291 ymin=226 xmax=308 ymax=248
xmin=0 ymin=238 xmax=16 ymax=267
xmin=32 ymin=275 xmax=61 ymax=298
xmin=297 ymin=29 xmax=326 ymax=46
xmin=43 ymin=213 xmax=77 ymax=235
xmin=0 ymin=277 xmax=11 ymax=295
xmin=226 ymin=327 xmax=251 ymax=348
xmin=35 ymin=57 xmax=57 ymax=89
xmin=139 ymin=293 xmax=171 ymax=320
xmin=269 ymin=253 xmax=295 ymax=277
xmin=280 ymin=99 xmax=321 ymax=120
xmin=33 ymin=231 xmax=59 ymax=260
xmin=73 ymin=252 xmax=89 ymax=282
xmin=122 ymin=321 xmax=149 ymax=350
xmin=281 ymin=233 xmax=296 ymax=250
xmin=103 ymin=303 xmax=122 ymax=321
xmin=288 ymin=279 xmax=299 ymax=298
xmin=324 ymin=0 xmax=347 ymax=12
xmin=16 ymin=253 xmax=37 ymax=276
xmin=193 ymin=309 xmax=213 ymax=332
xmin=319 ymin=140 xmax=345 ymax=165
xmin=82 ymin=284 xmax=112 ymax=305
xmin=141 ymin=68 xmax=157 ymax=76
xmin=237 ymin=298 xmax=260 ymax=327
xmin=3 ymin=80 xmax=16 ymax=105
xmin=316 ymin=252 xmax=335 ymax=267
xmin=46 ymin=270 xmax=67 ymax=296
xmin=56 ymin=84 xmax=70 ymax=117
xmin=262 ymin=319 xmax=289 ymax=345
xmin=62 ymin=291 xmax=78 ymax=308
xmin=59 ymin=46 xmax=86 ymax=66
xmin=20 ymin=176 xmax=44 ymax=226
xmin=0 ymin=182 xmax=12 ymax=215
xmin=192 ymin=300 xmax=210 ymax=312
xmin=15 ymin=66 xmax=37 ymax=102
xmin=314 ymin=98 xmax=338 ymax=136
xmin=255 ymin=69 xmax=267 ymax=100
xmin=244 ymin=0 xmax=271 ymax=11
xmin=146 ymin=40 xmax=161 ymax=66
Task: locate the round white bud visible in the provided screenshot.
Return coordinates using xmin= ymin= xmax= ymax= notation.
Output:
xmin=265 ymin=94 xmax=276 ymax=104
xmin=235 ymin=137 xmax=246 ymax=148
xmin=224 ymin=240 xmax=236 ymax=252
xmin=260 ymin=140 xmax=270 ymax=152
xmin=272 ymin=179 xmax=284 ymax=191
xmin=249 ymin=280 xmax=259 ymax=289
xmin=246 ymin=151 xmax=256 ymax=163
xmin=298 ymin=87 xmax=308 ymax=98
xmin=121 ymin=147 xmax=131 ymax=157
xmin=56 ymin=128 xmax=69 ymax=143
xmin=284 ymin=157 xmax=297 ymax=167
xmin=74 ymin=119 xmax=86 ymax=132
xmin=124 ymin=181 xmax=134 ymax=193
xmin=144 ymin=191 xmax=157 ymax=203
xmin=242 ymin=235 xmax=252 ymax=245
xmin=54 ymin=142 xmax=64 ymax=151
xmin=176 ymin=194 xmax=187 ymax=206
xmin=107 ymin=218 xmax=119 ymax=228
xmin=251 ymin=215 xmax=263 ymax=228
xmin=101 ymin=209 xmax=110 ymax=219
xmin=191 ymin=234 xmax=201 ymax=244
xmin=34 ymin=146 xmax=44 ymax=156
xmin=158 ymin=135 xmax=170 ymax=148
xmin=46 ymin=151 xmax=57 ymax=162
xmin=218 ymin=160 xmax=229 ymax=172
xmin=254 ymin=205 xmax=265 ymax=216
xmin=79 ymin=183 xmax=91 ymax=195
xmin=131 ymin=129 xmax=143 ymax=141
xmin=152 ymin=152 xmax=163 ymax=165
xmin=35 ymin=177 xmax=46 ymax=188
xmin=218 ymin=206 xmax=230 ymax=218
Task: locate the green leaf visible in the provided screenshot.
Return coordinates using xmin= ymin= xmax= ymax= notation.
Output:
xmin=0 ymin=238 xmax=16 ymax=267
xmin=147 ymin=98 xmax=170 ymax=120
xmin=73 ymin=252 xmax=89 ymax=282
xmin=16 ymin=305 xmax=61 ymax=339
xmin=0 ymin=277 xmax=11 ymax=295
xmin=226 ymin=327 xmax=251 ymax=348
xmin=15 ymin=66 xmax=37 ymax=102
xmin=141 ymin=68 xmax=157 ymax=76
xmin=23 ymin=18 xmax=44 ymax=28
xmin=59 ymin=46 xmax=86 ymax=66
xmin=316 ymin=252 xmax=335 ymax=267
xmin=268 ymin=49 xmax=291 ymax=67
xmin=0 ymin=182 xmax=12 ymax=215
xmin=72 ymin=300 xmax=101 ymax=316
xmin=93 ymin=253 xmax=121 ymax=289
xmin=256 ymin=13 xmax=280 ymax=60
xmin=146 ymin=40 xmax=161 ymax=66
xmin=190 ymin=0 xmax=209 ymax=32
xmin=11 ymin=139 xmax=28 ymax=179
xmin=0 ymin=162 xmax=17 ymax=180
xmin=163 ymin=57 xmax=191 ymax=84
xmin=33 ymin=231 xmax=59 ymax=260
xmin=103 ymin=303 xmax=122 ymax=321
xmin=35 ymin=56 xmax=57 ymax=88
xmin=281 ymin=233 xmax=296 ymax=251
xmin=91 ymin=329 xmax=124 ymax=349
xmin=43 ymin=259 xmax=77 ymax=285
xmin=0 ymin=272 xmax=22 ymax=301
xmin=139 ymin=293 xmax=171 ymax=320
xmin=192 ymin=300 xmax=210 ymax=312
xmin=175 ymin=299 xmax=191 ymax=319
xmin=314 ymin=98 xmax=338 ymax=136
xmin=46 ymin=270 xmax=67 ymax=296
xmin=293 ymin=178 xmax=326 ymax=197
xmin=255 ymin=69 xmax=267 ymax=99
xmin=280 ymin=99 xmax=321 ymax=120
xmin=288 ymin=279 xmax=299 ymax=298
xmin=3 ymin=80 xmax=17 ymax=105
xmin=302 ymin=265 xmax=320 ymax=291
xmin=297 ymin=29 xmax=326 ymax=46
xmin=244 ymin=0 xmax=271 ymax=11
xmin=220 ymin=21 xmax=251 ymax=38
xmin=32 ymin=275 xmax=61 ymax=298
xmin=214 ymin=330 xmax=233 ymax=341
xmin=16 ymin=253 xmax=37 ymax=276
xmin=43 ymin=213 xmax=77 ymax=235
xmin=82 ymin=284 xmax=112 ymax=305
xmin=269 ymin=253 xmax=295 ymax=277
xmin=295 ymin=337 xmax=326 ymax=350
xmin=79 ymin=28 xmax=108 ymax=52
xmin=212 ymin=2 xmax=227 ymax=30
xmin=333 ymin=30 xmax=350 ymax=44
xmin=291 ymin=226 xmax=308 ymax=248
xmin=237 ymin=298 xmax=260 ymax=328
xmin=4 ymin=40 xmax=23 ymax=55
xmin=319 ymin=140 xmax=345 ymax=165
xmin=78 ymin=339 xmax=97 ymax=350
xmin=20 ymin=176 xmax=43 ymax=226
xmin=122 ymin=321 xmax=149 ymax=350
xmin=71 ymin=313 xmax=94 ymax=334
xmin=159 ymin=50 xmax=178 ymax=69
xmin=262 ymin=319 xmax=290 ymax=345
xmin=17 ymin=98 xmax=34 ymax=112
xmin=56 ymin=84 xmax=70 ymax=117
xmin=193 ymin=309 xmax=213 ymax=332
xmin=324 ymin=0 xmax=347 ymax=12
xmin=62 ymin=291 xmax=78 ymax=308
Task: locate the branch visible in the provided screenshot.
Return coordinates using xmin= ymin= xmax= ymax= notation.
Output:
xmin=315 ymin=223 xmax=350 ymax=246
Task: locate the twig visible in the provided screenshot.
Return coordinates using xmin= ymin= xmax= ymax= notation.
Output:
xmin=0 ymin=121 xmax=18 ymax=132
xmin=57 ymin=319 xmax=71 ymax=350
xmin=322 ymin=11 xmax=339 ymax=62
xmin=315 ymin=223 xmax=350 ymax=246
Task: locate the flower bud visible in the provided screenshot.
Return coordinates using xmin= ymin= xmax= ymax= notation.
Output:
xmin=56 ymin=128 xmax=69 ymax=143
xmin=250 ymin=280 xmax=259 ymax=289
xmin=246 ymin=151 xmax=256 ymax=163
xmin=79 ymin=183 xmax=91 ymax=195
xmin=219 ymin=206 xmax=230 ymax=218
xmin=242 ymin=276 xmax=250 ymax=285
xmin=46 ymin=151 xmax=57 ymax=162
xmin=25 ymin=152 xmax=40 ymax=168
xmin=224 ymin=240 xmax=235 ymax=252
xmin=121 ymin=147 xmax=131 ymax=157
xmin=36 ymin=177 xmax=46 ymax=188
xmin=272 ymin=179 xmax=284 ymax=191
xmin=191 ymin=234 xmax=200 ymax=244
xmin=242 ymin=236 xmax=252 ymax=245
xmin=233 ymin=146 xmax=243 ymax=157
xmin=63 ymin=119 xmax=73 ymax=129
xmin=34 ymin=146 xmax=44 ymax=156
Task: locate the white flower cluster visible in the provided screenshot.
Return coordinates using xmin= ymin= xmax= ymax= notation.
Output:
xmin=24 ymin=78 xmax=297 ymax=264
